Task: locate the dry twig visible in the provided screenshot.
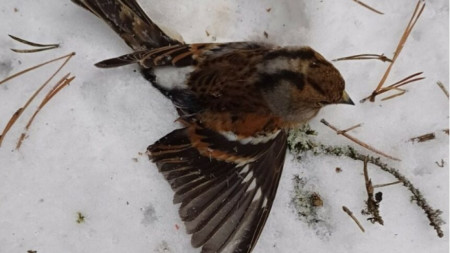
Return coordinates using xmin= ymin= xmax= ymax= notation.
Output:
xmin=352 ymin=0 xmax=383 ymax=15
xmin=364 ymin=0 xmax=426 ymax=102
xmin=320 ymin=119 xmax=401 ymax=161
xmin=337 ymin=123 xmax=362 ymax=134
xmin=342 ymin=206 xmax=365 ymax=232
xmin=361 ymin=157 xmax=384 ymax=225
xmin=307 ymin=145 xmax=444 ymax=237
xmin=289 ymin=126 xmax=445 ymax=238
xmin=373 ymin=181 xmax=402 ymax=188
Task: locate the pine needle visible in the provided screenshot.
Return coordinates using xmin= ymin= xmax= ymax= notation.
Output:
xmin=332 ymin=53 xmax=392 ymax=62
xmin=9 ymin=34 xmax=59 ymax=53
xmin=16 ymin=74 xmax=75 ymax=149
xmin=436 ymin=81 xmax=449 ymax=98
xmin=361 ymin=72 xmax=425 ymax=103
xmin=352 ymin=0 xmax=384 ymax=15
xmin=0 ymin=53 xmax=75 ymax=147
xmin=365 ymin=0 xmax=426 ymax=102
xmin=0 ymin=52 xmax=75 ymax=86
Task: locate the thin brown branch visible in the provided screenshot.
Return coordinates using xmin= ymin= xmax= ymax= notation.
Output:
xmin=342 ymin=206 xmax=366 ymax=232
xmin=337 ymin=123 xmax=362 ymax=134
xmin=0 ymin=52 xmax=75 ymax=147
xmin=320 ymin=119 xmax=401 ymax=161
xmin=288 ymin=129 xmax=445 ymax=238
xmin=364 ymin=0 xmax=426 ymax=102
xmin=361 ymin=157 xmax=384 ymax=225
xmin=436 ymin=81 xmax=449 ymax=98
xmin=333 ymin=53 xmax=392 ymax=62
xmin=354 ymin=154 xmax=444 ymax=237
xmin=352 ymin=0 xmax=384 ymax=15
xmin=373 ymin=180 xmax=402 ymax=188
xmin=335 ymin=148 xmax=444 ymax=237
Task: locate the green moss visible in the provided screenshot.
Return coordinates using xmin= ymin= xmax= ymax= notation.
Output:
xmin=290 ymin=175 xmax=323 ymax=225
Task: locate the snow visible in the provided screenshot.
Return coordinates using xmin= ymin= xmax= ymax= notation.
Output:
xmin=0 ymin=0 xmax=448 ymax=253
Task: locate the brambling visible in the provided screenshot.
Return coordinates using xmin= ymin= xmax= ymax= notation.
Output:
xmin=72 ymin=1 xmax=354 ymax=252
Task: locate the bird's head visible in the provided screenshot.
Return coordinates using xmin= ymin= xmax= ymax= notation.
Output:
xmin=258 ymin=46 xmax=353 ymax=124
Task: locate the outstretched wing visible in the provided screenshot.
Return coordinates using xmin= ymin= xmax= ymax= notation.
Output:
xmin=71 ymin=0 xmax=180 ymax=50
xmin=148 ymin=125 xmax=287 ymax=253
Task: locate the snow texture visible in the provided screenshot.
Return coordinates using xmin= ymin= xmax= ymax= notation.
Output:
xmin=0 ymin=0 xmax=448 ymax=253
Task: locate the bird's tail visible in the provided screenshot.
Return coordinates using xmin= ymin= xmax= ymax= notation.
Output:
xmin=71 ymin=0 xmax=180 ymax=51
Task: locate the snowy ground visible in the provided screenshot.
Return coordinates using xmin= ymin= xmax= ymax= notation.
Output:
xmin=0 ymin=0 xmax=448 ymax=253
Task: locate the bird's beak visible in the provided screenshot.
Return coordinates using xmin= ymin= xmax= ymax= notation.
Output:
xmin=338 ymin=90 xmax=355 ymax=105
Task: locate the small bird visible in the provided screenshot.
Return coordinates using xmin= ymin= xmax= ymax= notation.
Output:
xmin=72 ymin=1 xmax=354 ymax=252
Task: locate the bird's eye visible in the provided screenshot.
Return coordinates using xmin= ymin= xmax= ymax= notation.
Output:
xmin=309 ymin=61 xmax=320 ymax=68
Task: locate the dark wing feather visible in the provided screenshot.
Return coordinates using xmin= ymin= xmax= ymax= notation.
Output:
xmin=95 ymin=44 xmax=197 ymax=68
xmin=95 ymin=42 xmax=269 ymax=68
xmin=71 ymin=0 xmax=180 ymax=50
xmin=148 ymin=127 xmax=287 ymax=253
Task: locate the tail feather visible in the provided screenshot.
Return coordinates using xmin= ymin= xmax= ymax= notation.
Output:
xmin=71 ymin=0 xmax=180 ymax=50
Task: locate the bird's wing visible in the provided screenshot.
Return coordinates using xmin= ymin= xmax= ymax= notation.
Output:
xmin=95 ymin=42 xmax=269 ymax=68
xmin=148 ymin=125 xmax=287 ymax=253
xmin=71 ymin=0 xmax=180 ymax=50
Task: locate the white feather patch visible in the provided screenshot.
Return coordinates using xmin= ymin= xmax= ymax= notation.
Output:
xmin=220 ymin=130 xmax=281 ymax=145
xmin=154 ymin=66 xmax=193 ymax=90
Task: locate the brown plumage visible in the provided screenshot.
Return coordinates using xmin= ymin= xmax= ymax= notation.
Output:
xmin=71 ymin=1 xmax=354 ymax=252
